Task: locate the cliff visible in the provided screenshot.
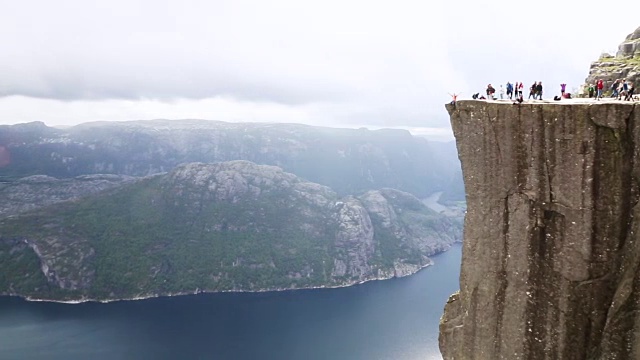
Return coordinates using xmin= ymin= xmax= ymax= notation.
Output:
xmin=0 ymin=161 xmax=461 ymax=301
xmin=439 ymin=100 xmax=640 ymax=359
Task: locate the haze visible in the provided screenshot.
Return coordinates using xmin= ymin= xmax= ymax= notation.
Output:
xmin=1 ymin=0 xmax=637 ymax=140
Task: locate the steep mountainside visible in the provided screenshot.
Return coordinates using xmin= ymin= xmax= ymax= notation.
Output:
xmin=439 ymin=101 xmax=640 ymax=359
xmin=0 ymin=119 xmax=464 ymax=200
xmin=0 ymin=161 xmax=461 ymax=302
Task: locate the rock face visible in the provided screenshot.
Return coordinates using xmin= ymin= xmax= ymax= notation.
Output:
xmin=617 ymin=26 xmax=640 ymax=58
xmin=0 ymin=174 xmax=137 ymax=218
xmin=0 ymin=161 xmax=461 ymax=301
xmin=583 ymin=25 xmax=640 ymax=94
xmin=439 ymin=101 xmax=640 ymax=359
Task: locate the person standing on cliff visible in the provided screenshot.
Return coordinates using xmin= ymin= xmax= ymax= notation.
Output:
xmin=536 ymin=82 xmax=543 ymax=100
xmin=596 ymin=79 xmax=604 ymax=100
xmin=625 ymin=82 xmax=635 ymax=101
xmin=621 ymin=79 xmax=629 ymax=100
xmin=499 ymin=85 xmax=504 ymax=99
xmin=518 ymin=82 xmax=524 ymax=98
xmin=486 ymin=84 xmax=495 ymax=100
xmin=506 ymin=82 xmax=513 ymax=99
xmin=611 ymin=79 xmax=621 ymax=98
xmin=528 ymin=82 xmax=536 ymax=99
xmin=588 ymin=84 xmax=595 ymax=98
xmin=560 ymin=83 xmax=566 ymax=97
xmin=448 ymin=92 xmax=459 ymax=105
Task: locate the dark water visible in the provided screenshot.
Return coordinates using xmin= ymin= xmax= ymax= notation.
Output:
xmin=0 ymin=244 xmax=461 ymax=360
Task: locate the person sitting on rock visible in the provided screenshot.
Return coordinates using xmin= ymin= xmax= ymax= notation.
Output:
xmin=513 ymin=95 xmax=523 ymax=104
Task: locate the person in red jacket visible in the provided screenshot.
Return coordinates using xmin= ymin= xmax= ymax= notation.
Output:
xmin=596 ymin=79 xmax=604 ymax=100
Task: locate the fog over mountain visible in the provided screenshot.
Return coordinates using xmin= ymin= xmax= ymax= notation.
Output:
xmin=1 ymin=1 xmax=638 ymax=140
xmin=0 ymin=120 xmax=464 ymax=199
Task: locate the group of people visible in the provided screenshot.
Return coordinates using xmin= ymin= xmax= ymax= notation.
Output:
xmin=451 ymin=78 xmax=639 ymax=105
xmin=586 ymin=79 xmax=636 ymax=101
xmin=470 ymin=81 xmax=547 ymax=101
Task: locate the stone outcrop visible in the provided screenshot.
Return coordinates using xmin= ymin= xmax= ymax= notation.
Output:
xmin=0 ymin=174 xmax=137 ymax=219
xmin=617 ymin=26 xmax=640 ymax=58
xmin=584 ymin=26 xmax=640 ymax=94
xmin=439 ymin=101 xmax=640 ymax=359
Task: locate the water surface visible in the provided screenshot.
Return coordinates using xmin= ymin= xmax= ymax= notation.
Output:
xmin=0 ymin=244 xmax=461 ymax=360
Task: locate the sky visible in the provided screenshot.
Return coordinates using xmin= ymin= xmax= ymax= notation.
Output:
xmin=1 ymin=0 xmax=639 ymax=141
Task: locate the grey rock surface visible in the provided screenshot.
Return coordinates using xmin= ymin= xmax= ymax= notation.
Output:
xmin=0 ymin=174 xmax=138 ymax=218
xmin=439 ymin=101 xmax=640 ymax=359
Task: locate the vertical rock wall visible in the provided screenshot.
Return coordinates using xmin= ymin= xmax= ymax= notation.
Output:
xmin=439 ymin=101 xmax=640 ymax=359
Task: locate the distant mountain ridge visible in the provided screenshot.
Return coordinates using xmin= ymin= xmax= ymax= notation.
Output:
xmin=0 ymin=161 xmax=462 ymax=301
xmin=0 ymin=119 xmax=464 ymax=200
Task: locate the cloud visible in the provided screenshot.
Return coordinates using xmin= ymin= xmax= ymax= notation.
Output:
xmin=0 ymin=0 xmax=455 ymax=104
xmin=0 ymin=0 xmax=639 ymax=138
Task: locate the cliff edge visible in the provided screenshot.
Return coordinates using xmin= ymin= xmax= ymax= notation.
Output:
xmin=439 ymin=100 xmax=640 ymax=359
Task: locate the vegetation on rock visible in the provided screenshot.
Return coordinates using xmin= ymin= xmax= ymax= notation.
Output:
xmin=0 ymin=161 xmax=461 ymax=301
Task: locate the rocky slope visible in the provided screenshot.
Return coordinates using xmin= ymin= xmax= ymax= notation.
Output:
xmin=0 ymin=161 xmax=461 ymax=301
xmin=0 ymin=174 xmax=137 ymax=218
xmin=0 ymin=119 xmax=464 ymax=200
xmin=584 ymin=25 xmax=640 ymax=94
xmin=439 ymin=101 xmax=640 ymax=359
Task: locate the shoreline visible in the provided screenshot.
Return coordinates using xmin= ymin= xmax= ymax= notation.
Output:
xmin=5 ymin=254 xmax=446 ymax=305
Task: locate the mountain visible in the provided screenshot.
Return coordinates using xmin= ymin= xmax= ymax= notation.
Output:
xmin=0 ymin=161 xmax=461 ymax=302
xmin=423 ymin=140 xmax=465 ymax=204
xmin=583 ymin=25 xmax=640 ymax=94
xmin=0 ymin=119 xmax=464 ymax=200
